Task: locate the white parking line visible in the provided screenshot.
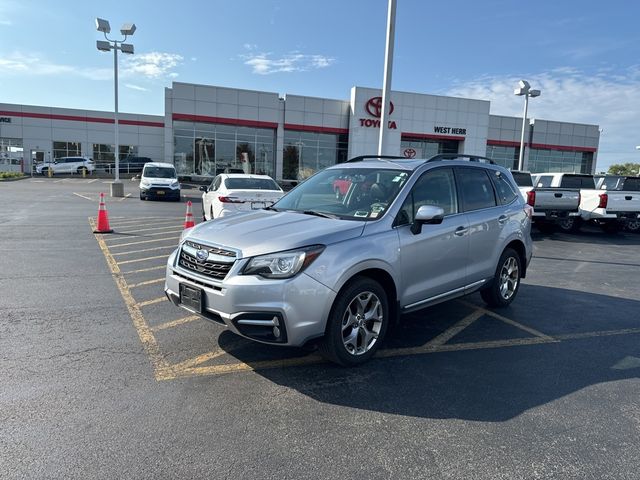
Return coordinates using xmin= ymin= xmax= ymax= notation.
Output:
xmin=116 ymin=224 xmax=185 ymax=234
xmin=111 ymin=245 xmax=177 ymax=256
xmin=152 ymin=315 xmax=201 ymax=332
xmin=137 ymin=297 xmax=168 ymax=308
xmin=107 ymin=237 xmax=180 ymax=249
xmin=105 ymin=228 xmax=184 ymax=244
xmin=128 ymin=277 xmax=165 ymax=288
xmin=73 ymin=192 xmax=94 ymax=201
xmin=117 ymin=254 xmax=171 ymax=266
xmin=120 ymin=265 xmax=166 ymax=275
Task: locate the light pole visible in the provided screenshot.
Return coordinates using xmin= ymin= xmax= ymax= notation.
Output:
xmin=96 ymin=17 xmax=136 ymax=197
xmin=378 ymin=0 xmax=396 ymax=156
xmin=514 ymin=80 xmax=541 ymax=171
xmin=635 ymin=146 xmax=640 ymax=176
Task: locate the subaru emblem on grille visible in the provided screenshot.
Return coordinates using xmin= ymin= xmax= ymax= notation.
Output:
xmin=195 ymin=249 xmax=209 ymax=262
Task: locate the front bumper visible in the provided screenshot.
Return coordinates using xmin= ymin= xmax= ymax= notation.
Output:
xmin=164 ymin=249 xmax=336 ymax=347
xmin=140 ymin=187 xmax=180 ymax=200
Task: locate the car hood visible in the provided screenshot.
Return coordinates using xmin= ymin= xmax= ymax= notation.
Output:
xmin=141 ymin=177 xmax=178 ymax=185
xmin=186 ymin=210 xmax=365 ymax=258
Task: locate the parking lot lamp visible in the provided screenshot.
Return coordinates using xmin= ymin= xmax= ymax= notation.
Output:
xmin=514 ymin=80 xmax=541 ymax=171
xmin=96 ymin=17 xmax=136 ymax=197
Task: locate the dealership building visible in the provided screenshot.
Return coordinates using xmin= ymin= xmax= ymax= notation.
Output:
xmin=0 ymin=81 xmax=600 ymax=180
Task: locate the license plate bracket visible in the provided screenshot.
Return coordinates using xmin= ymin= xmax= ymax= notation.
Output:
xmin=251 ymin=201 xmax=266 ymax=210
xmin=179 ymin=283 xmax=203 ymax=313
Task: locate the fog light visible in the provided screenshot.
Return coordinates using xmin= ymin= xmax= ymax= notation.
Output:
xmin=273 ymin=326 xmax=281 ymax=338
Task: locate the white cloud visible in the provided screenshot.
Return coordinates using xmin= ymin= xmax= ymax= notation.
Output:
xmin=242 ymin=52 xmax=335 ymax=75
xmin=125 ymin=83 xmax=148 ymax=92
xmin=0 ymin=19 xmax=12 ymax=26
xmin=0 ymin=51 xmax=111 ymax=80
xmin=445 ymin=67 xmax=640 ymax=171
xmin=122 ymin=51 xmax=183 ymax=79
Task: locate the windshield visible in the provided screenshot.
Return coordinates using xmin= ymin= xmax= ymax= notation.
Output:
xmin=273 ymin=167 xmax=410 ymax=220
xmin=224 ymin=177 xmax=280 ymax=190
xmin=143 ymin=166 xmax=176 ymax=179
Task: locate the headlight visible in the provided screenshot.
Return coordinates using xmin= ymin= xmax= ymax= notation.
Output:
xmin=242 ymin=245 xmax=325 ymax=279
xmin=170 ymin=180 xmax=180 ymax=188
xmin=140 ymin=180 xmax=150 ymax=188
xmin=179 ymin=227 xmax=194 ymax=244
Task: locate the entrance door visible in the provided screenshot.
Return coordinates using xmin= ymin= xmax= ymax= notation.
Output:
xmin=31 ymin=150 xmax=45 ymax=175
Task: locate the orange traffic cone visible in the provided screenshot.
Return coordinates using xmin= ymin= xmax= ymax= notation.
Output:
xmin=184 ymin=200 xmax=195 ymax=229
xmin=93 ymin=192 xmax=113 ymax=233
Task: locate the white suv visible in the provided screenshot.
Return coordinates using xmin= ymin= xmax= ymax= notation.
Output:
xmin=36 ymin=157 xmax=95 ymax=176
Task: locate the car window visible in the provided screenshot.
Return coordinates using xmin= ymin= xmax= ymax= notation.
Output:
xmin=560 ymin=175 xmax=595 ymax=189
xmin=224 ymin=177 xmax=280 ymax=190
xmin=143 ymin=166 xmax=176 ymax=178
xmin=458 ymin=167 xmax=497 ymax=212
xmin=536 ymin=175 xmax=552 ymax=188
xmin=211 ymin=176 xmax=222 ymax=191
xmin=397 ymin=168 xmax=457 ymax=226
xmin=492 ymin=171 xmax=519 ymax=205
xmin=622 ymin=178 xmax=640 ymax=191
xmin=511 ymin=172 xmax=533 ymax=187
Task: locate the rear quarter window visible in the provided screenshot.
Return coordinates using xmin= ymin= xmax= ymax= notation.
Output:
xmin=560 ymin=175 xmax=595 ymax=189
xmin=622 ymin=178 xmax=640 ymax=191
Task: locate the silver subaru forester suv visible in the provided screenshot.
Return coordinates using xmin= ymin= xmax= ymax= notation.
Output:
xmin=165 ymin=154 xmax=533 ymax=366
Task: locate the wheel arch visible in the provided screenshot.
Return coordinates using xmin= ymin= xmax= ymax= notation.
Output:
xmin=505 ymin=239 xmax=527 ymax=278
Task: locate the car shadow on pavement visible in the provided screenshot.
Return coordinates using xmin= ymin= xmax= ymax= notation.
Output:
xmin=531 ymin=227 xmax=640 ymax=246
xmin=217 ymin=285 xmax=640 ymax=422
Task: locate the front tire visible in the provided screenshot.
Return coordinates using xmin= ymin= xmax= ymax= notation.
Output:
xmin=481 ymin=248 xmax=522 ymax=308
xmin=319 ymin=277 xmax=388 ymax=366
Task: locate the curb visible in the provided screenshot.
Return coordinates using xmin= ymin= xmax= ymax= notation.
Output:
xmin=0 ymin=175 xmax=29 ymax=182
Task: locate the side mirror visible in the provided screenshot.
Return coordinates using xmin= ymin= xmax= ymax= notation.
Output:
xmin=199 ymin=185 xmax=208 ymax=192
xmin=410 ymin=205 xmax=445 ymax=234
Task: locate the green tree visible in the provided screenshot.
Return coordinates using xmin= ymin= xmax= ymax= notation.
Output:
xmin=607 ymin=163 xmax=640 ymax=176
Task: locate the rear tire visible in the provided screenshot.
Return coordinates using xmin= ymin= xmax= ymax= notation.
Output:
xmin=480 ymin=248 xmax=522 ymax=308
xmin=319 ymin=277 xmax=388 ymax=366
xmin=556 ymin=217 xmax=581 ymax=233
xmin=626 ymin=218 xmax=640 ymax=233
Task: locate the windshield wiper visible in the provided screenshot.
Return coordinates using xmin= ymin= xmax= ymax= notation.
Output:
xmin=302 ymin=210 xmax=338 ymax=219
xmin=264 ymin=206 xmax=279 ymax=211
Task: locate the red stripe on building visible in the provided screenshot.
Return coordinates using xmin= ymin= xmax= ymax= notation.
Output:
xmin=172 ymin=113 xmax=278 ymax=129
xmin=401 ymin=132 xmax=466 ymax=141
xmin=487 ymin=139 xmax=596 ymax=153
xmin=0 ymin=110 xmax=164 ymax=127
xmin=283 ymin=123 xmax=349 ymax=135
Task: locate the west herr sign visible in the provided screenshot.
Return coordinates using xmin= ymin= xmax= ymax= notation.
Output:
xmin=434 ymin=126 xmax=466 ymax=135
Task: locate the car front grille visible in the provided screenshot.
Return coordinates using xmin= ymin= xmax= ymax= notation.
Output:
xmin=178 ymin=241 xmax=236 ymax=280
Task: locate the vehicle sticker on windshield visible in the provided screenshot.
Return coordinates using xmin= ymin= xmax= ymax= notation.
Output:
xmin=370 ymin=211 xmax=380 ymax=218
xmin=354 ymin=210 xmax=369 ymax=217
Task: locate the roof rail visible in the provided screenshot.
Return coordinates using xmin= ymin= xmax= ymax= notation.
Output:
xmin=345 ymin=155 xmax=406 ymax=163
xmin=425 ymin=153 xmax=496 ymax=165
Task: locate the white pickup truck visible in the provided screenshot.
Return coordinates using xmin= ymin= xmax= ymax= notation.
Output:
xmin=514 ymin=171 xmax=582 ymax=233
xmin=589 ymin=175 xmax=640 ymax=233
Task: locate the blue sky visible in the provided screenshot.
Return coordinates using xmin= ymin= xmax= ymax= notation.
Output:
xmin=1 ymin=0 xmax=640 ymax=170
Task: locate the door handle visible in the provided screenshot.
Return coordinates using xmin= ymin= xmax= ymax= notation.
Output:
xmin=454 ymin=226 xmax=468 ymax=236
xmin=498 ymin=215 xmax=508 ymax=225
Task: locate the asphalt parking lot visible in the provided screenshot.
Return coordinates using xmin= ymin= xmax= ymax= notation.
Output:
xmin=1 ymin=177 xmax=639 ymax=479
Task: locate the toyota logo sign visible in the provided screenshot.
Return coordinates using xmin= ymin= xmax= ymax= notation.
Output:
xmin=365 ymin=97 xmax=394 ymax=118
xmin=403 ymin=148 xmax=417 ymax=159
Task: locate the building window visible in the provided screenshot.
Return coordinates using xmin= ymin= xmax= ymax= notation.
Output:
xmin=92 ymin=144 xmax=138 ymax=162
xmin=400 ymin=137 xmax=459 ymax=158
xmin=282 ymin=131 xmax=348 ymax=180
xmin=53 ymin=141 xmax=81 ymax=159
xmin=528 ymin=149 xmax=593 ymax=174
xmin=486 ymin=145 xmax=519 ymax=170
xmin=173 ymin=121 xmax=276 ymax=177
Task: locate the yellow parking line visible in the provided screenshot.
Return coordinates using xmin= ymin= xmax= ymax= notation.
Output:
xmin=128 ymin=277 xmax=165 ymax=288
xmin=107 ymin=237 xmax=180 ymax=249
xmin=424 ymin=309 xmax=484 ymax=347
xmin=72 ymin=192 xmax=94 ymax=202
xmin=555 ymin=328 xmax=640 ymax=340
xmin=112 ymin=220 xmax=181 ymax=229
xmin=137 ymin=297 xmax=167 ymax=307
xmin=111 ymin=245 xmax=176 ymax=256
xmin=118 ymin=193 xmax=132 ymax=202
xmin=120 ymin=265 xmax=166 ymax=275
xmin=117 ymin=254 xmax=170 ymax=266
xmin=105 ymin=228 xmax=184 ymax=244
xmin=90 ymin=217 xmax=173 ymax=380
xmin=116 ymin=224 xmax=184 ymax=234
xmin=152 ymin=315 xmax=200 ymax=332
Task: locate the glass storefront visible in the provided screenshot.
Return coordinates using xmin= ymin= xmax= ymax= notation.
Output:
xmin=92 ymin=144 xmax=138 ymax=162
xmin=282 ymin=130 xmax=348 ymax=180
xmin=0 ymin=138 xmax=23 ymax=172
xmin=53 ymin=141 xmax=81 ymax=159
xmin=400 ymin=137 xmax=459 ymax=159
xmin=486 ymin=144 xmax=519 ymax=170
xmin=528 ymin=149 xmax=593 ymax=174
xmin=173 ymin=121 xmax=276 ymax=177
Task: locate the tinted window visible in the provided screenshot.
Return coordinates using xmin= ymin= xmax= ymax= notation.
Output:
xmin=458 ymin=168 xmax=497 ymax=211
xmin=560 ymin=175 xmax=595 ymax=189
xmin=143 ymin=166 xmax=176 ymax=178
xmin=493 ymin=171 xmax=519 ymax=205
xmin=224 ymin=178 xmax=280 ymax=190
xmin=536 ymin=175 xmax=552 ymax=188
xmin=397 ymin=168 xmax=457 ymax=226
xmin=211 ymin=176 xmax=222 ymax=191
xmin=511 ymin=172 xmax=533 ymax=187
xmin=622 ymin=178 xmax=640 ymax=191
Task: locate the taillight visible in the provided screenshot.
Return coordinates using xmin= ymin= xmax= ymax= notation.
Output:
xmin=598 ymin=193 xmax=608 ymax=209
xmin=526 ymin=190 xmax=535 ymax=207
xmin=218 ymin=196 xmax=244 ymax=204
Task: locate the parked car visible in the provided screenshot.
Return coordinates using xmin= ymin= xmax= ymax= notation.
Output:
xmin=199 ymin=174 xmax=284 ymax=220
xmin=165 ymin=154 xmax=533 ymax=366
xmin=36 ymin=157 xmax=95 ymax=176
xmin=117 ymin=156 xmax=152 ymax=174
xmin=139 ymin=162 xmax=181 ymax=201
